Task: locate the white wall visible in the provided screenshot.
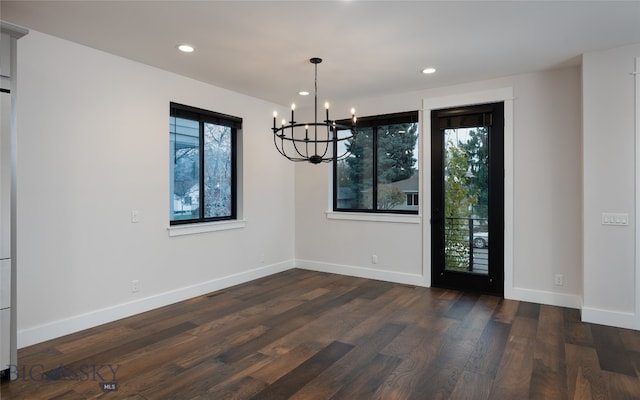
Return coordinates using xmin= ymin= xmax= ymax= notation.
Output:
xmin=295 ymin=67 xmax=583 ymax=308
xmin=16 ymin=29 xmax=636 ymax=346
xmin=582 ymin=43 xmax=640 ymax=328
xmin=16 ymin=31 xmax=295 ymax=347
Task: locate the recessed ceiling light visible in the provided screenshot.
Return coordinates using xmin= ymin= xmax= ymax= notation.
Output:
xmin=422 ymin=67 xmax=436 ymax=74
xmin=177 ymin=44 xmax=195 ymax=53
xmin=298 ymin=91 xmax=310 ymax=96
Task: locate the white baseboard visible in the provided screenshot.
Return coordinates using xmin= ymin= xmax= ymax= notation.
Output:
xmin=295 ymin=259 xmax=426 ymax=287
xmin=581 ymin=306 xmax=639 ymax=330
xmin=17 ymin=260 xmax=294 ymax=348
xmin=506 ymin=286 xmax=582 ymax=309
xmin=19 ymin=260 xmax=634 ymax=348
xmin=298 ymin=260 xmax=586 ymax=313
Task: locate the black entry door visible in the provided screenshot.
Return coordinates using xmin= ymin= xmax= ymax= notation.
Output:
xmin=431 ymin=102 xmax=504 ymax=295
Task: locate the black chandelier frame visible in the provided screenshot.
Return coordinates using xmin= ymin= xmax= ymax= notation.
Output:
xmin=272 ymin=57 xmax=357 ymax=164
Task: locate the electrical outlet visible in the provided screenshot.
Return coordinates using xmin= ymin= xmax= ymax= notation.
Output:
xmin=554 ymin=274 xmax=563 ymax=286
xmin=132 ymin=280 xmax=140 ymax=293
xmin=371 ymin=255 xmax=378 ymax=264
xmin=131 ymin=210 xmax=140 ymax=223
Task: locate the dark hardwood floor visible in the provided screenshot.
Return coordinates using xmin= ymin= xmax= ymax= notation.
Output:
xmin=2 ymin=269 xmax=640 ymax=399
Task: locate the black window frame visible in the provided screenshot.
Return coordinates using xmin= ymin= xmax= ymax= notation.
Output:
xmin=169 ymin=102 xmax=241 ymax=225
xmin=333 ymin=110 xmax=419 ymax=214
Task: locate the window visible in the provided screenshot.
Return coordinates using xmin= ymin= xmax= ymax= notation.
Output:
xmin=169 ymin=102 xmax=241 ymax=224
xmin=334 ymin=111 xmax=419 ymax=214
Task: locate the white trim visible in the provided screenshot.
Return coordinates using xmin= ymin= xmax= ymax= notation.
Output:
xmin=421 ymin=87 xmax=515 ymax=294
xmin=635 ymin=56 xmax=640 ymax=329
xmin=167 ymin=219 xmax=246 ymax=237
xmin=0 ymin=21 xmax=29 ymax=38
xmin=503 ymin=97 xmax=515 ymax=299
xmin=420 ymin=109 xmax=432 ymax=287
xmin=325 ymin=211 xmax=421 ymax=224
xmin=582 ymin=306 xmax=638 ymax=330
xmin=509 ymin=287 xmax=582 ymax=310
xmin=17 ymin=260 xmax=293 ymax=348
xmin=18 ymin=258 xmax=591 ymax=348
xmin=296 ymin=259 xmax=425 ymax=287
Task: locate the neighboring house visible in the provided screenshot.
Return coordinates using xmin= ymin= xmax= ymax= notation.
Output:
xmin=391 ymin=173 xmax=419 ymax=211
xmin=173 ymin=190 xmax=198 ymax=217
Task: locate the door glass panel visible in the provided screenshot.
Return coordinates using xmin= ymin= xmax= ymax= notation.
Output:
xmin=443 ymin=126 xmax=489 ymax=274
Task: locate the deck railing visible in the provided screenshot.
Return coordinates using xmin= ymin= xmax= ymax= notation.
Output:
xmin=444 ymin=217 xmax=488 ymax=273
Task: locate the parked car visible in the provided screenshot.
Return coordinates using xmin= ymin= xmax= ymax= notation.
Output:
xmin=471 ymin=232 xmax=489 ymax=248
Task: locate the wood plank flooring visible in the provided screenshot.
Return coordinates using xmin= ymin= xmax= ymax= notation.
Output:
xmin=2 ymin=269 xmax=640 ymax=399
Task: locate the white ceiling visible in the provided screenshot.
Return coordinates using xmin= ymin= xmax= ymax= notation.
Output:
xmin=2 ymin=1 xmax=640 ymax=106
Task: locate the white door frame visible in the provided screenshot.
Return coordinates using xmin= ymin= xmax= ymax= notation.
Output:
xmin=421 ymin=88 xmax=514 ymax=298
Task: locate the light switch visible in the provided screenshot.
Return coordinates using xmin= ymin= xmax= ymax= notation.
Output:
xmin=602 ymin=212 xmax=629 ymax=226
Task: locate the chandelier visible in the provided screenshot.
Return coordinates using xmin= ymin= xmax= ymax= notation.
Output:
xmin=272 ymin=58 xmax=357 ymax=164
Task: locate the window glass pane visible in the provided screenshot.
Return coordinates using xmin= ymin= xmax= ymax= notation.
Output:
xmin=169 ymin=103 xmax=239 ymax=225
xmin=203 ymin=122 xmax=232 ymax=218
xmin=333 ymin=111 xmax=419 ymax=215
xmin=376 ymin=122 xmax=419 ymax=212
xmin=336 ymin=127 xmax=374 ymax=210
xmin=170 ymin=116 xmax=200 ymax=221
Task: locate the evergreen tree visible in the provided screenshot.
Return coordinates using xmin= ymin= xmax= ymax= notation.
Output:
xmin=461 ymin=127 xmax=489 ymax=218
xmin=341 ymin=123 xmax=418 ymax=209
xmin=443 ymin=134 xmax=479 ymax=271
xmin=376 ymin=123 xmax=418 ymax=183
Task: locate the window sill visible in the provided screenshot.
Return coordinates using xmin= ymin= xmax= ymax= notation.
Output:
xmin=167 ymin=219 xmax=246 ymax=237
xmin=325 ymin=211 xmax=421 ymax=224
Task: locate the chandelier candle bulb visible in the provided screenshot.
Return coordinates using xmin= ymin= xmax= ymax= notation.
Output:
xmin=325 ymin=102 xmax=330 ymax=121
xmin=273 ymin=111 xmax=277 ymax=129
